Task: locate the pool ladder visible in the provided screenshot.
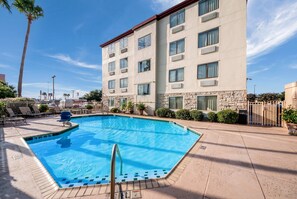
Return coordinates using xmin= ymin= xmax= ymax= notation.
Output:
xmin=110 ymin=144 xmax=123 ymax=199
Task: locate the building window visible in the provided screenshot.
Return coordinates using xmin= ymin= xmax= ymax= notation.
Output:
xmin=108 ymin=97 xmax=115 ymax=107
xmin=138 ymin=84 xmax=150 ymax=95
xmin=170 ymin=39 xmax=185 ymax=56
xmin=108 ymin=80 xmax=115 ymax=89
xmin=120 ymin=37 xmax=128 ymax=50
xmin=108 ymin=61 xmax=115 ymax=72
xmin=169 ymin=97 xmax=183 ymax=109
xmin=138 ymin=34 xmax=151 ymax=50
xmin=170 ymin=9 xmax=185 ymax=28
xmin=138 ymin=59 xmax=151 ymax=73
xmin=197 ymin=96 xmax=217 ymax=111
xmin=120 ymin=58 xmax=128 ymax=69
xmin=169 ymin=68 xmax=184 ymax=82
xmin=198 ymin=28 xmax=219 ymax=48
xmin=197 ymin=62 xmax=218 ymax=79
xmin=108 ymin=43 xmax=115 ymax=54
xmin=120 ymin=78 xmax=128 ymax=88
xmin=199 ymin=0 xmax=219 ymax=16
xmin=120 ymin=98 xmax=127 ymax=106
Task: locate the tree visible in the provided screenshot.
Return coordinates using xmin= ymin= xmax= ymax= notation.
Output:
xmin=14 ymin=0 xmax=43 ymax=97
xmin=247 ymin=93 xmax=256 ymax=102
xmin=0 ymin=81 xmax=17 ymax=98
xmin=257 ymin=93 xmax=282 ymax=102
xmin=83 ymin=89 xmax=102 ymax=102
xmin=0 ymin=0 xmax=11 ymax=12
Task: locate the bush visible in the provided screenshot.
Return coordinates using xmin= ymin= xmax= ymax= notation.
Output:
xmin=39 ymin=104 xmax=49 ymax=113
xmin=283 ymin=107 xmax=297 ymax=124
xmin=207 ymin=112 xmax=217 ymax=122
xmin=136 ymin=103 xmax=145 ymax=111
xmin=190 ymin=110 xmax=204 ymax=121
xmin=126 ymin=101 xmax=134 ymax=113
xmin=217 ymin=109 xmax=238 ymax=124
xmin=110 ymin=107 xmax=121 ymax=113
xmin=156 ymin=108 xmax=175 ymax=118
xmin=85 ymin=104 xmax=93 ymax=110
xmin=176 ymin=109 xmax=192 ymax=120
xmin=0 ymin=101 xmax=6 ymax=116
xmin=120 ymin=103 xmax=127 ymax=112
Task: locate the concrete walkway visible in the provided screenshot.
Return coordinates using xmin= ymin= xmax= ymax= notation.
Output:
xmin=1 ymin=115 xmax=297 ymax=199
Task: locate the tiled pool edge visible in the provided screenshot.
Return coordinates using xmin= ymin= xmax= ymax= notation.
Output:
xmin=20 ymin=114 xmax=204 ymax=198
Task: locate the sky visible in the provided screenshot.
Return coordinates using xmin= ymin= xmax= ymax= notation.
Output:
xmin=0 ymin=0 xmax=296 ymax=99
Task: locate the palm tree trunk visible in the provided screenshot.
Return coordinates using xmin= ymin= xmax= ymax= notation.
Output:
xmin=18 ymin=18 xmax=32 ymax=97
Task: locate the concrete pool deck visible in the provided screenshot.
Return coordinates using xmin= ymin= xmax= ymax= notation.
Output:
xmin=0 ymin=114 xmax=297 ymax=199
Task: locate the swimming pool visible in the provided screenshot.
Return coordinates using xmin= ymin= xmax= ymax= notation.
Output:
xmin=26 ymin=115 xmax=200 ymax=188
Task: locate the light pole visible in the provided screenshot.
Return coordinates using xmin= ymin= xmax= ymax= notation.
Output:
xmin=52 ymin=75 xmax=56 ymax=100
xmin=254 ymin=84 xmax=256 ymax=95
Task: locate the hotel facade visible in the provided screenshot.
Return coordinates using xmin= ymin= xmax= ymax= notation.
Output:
xmin=100 ymin=0 xmax=247 ymax=115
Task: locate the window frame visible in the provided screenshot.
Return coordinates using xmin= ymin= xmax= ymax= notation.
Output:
xmin=138 ymin=59 xmax=151 ymax=73
xmin=197 ymin=62 xmax=218 ymax=79
xmin=120 ymin=58 xmax=128 ymax=69
xmin=169 ymin=68 xmax=184 ymax=83
xmin=137 ymin=84 xmax=150 ymax=95
xmin=199 ymin=0 xmax=219 ymax=16
xmin=108 ymin=80 xmax=115 ymax=89
xmin=108 ymin=97 xmax=115 ymax=107
xmin=120 ymin=37 xmax=128 ymax=50
xmin=108 ymin=61 xmax=116 ymax=72
xmin=138 ymin=34 xmax=151 ymax=50
xmin=197 ymin=96 xmax=217 ymax=111
xmin=169 ymin=96 xmax=183 ymax=109
xmin=120 ymin=98 xmax=127 ymax=106
xmin=120 ymin=78 xmax=128 ymax=88
xmin=108 ymin=43 xmax=115 ymax=54
xmin=170 ymin=9 xmax=185 ymax=28
xmin=169 ymin=38 xmax=185 ymax=56
xmin=198 ymin=28 xmax=219 ymax=48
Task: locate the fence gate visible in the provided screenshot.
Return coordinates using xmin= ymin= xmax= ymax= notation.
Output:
xmin=247 ymin=101 xmax=283 ymax=127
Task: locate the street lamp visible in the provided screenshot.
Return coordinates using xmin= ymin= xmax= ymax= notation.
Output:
xmin=52 ymin=75 xmax=56 ymax=100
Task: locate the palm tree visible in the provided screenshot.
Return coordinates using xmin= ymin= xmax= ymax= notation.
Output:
xmin=14 ymin=0 xmax=43 ymax=97
xmin=0 ymin=0 xmax=11 ymax=12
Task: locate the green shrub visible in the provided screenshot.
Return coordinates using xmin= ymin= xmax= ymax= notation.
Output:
xmin=156 ymin=108 xmax=175 ymax=118
xmin=283 ymin=107 xmax=297 ymax=124
xmin=136 ymin=103 xmax=145 ymax=111
xmin=0 ymin=101 xmax=6 ymax=116
xmin=85 ymin=104 xmax=93 ymax=110
xmin=110 ymin=107 xmax=121 ymax=113
xmin=126 ymin=101 xmax=134 ymax=113
xmin=120 ymin=103 xmax=127 ymax=111
xmin=217 ymin=109 xmax=238 ymax=124
xmin=190 ymin=110 xmax=204 ymax=121
xmin=176 ymin=109 xmax=192 ymax=120
xmin=39 ymin=104 xmax=49 ymax=113
xmin=207 ymin=112 xmax=217 ymax=122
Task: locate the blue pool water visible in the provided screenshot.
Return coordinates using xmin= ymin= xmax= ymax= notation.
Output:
xmin=26 ymin=116 xmax=200 ymax=188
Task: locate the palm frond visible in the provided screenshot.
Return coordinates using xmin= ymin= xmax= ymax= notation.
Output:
xmin=13 ymin=0 xmax=43 ymax=20
xmin=0 ymin=0 xmax=12 ymax=12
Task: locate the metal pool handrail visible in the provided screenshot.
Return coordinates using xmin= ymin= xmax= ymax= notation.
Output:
xmin=110 ymin=144 xmax=123 ymax=199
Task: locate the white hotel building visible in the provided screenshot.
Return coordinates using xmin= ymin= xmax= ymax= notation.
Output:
xmin=100 ymin=0 xmax=247 ymax=115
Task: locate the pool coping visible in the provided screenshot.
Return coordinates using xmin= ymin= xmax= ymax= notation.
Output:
xmin=20 ymin=114 xmax=204 ymax=199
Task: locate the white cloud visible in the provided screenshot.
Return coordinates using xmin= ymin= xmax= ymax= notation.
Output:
xmin=46 ymin=54 xmax=100 ymax=70
xmin=151 ymin=0 xmax=183 ymax=11
xmin=78 ymin=77 xmax=102 ymax=84
xmin=247 ymin=67 xmax=270 ymax=76
xmin=289 ymin=64 xmax=297 ymax=69
xmin=0 ymin=64 xmax=11 ymax=68
xmin=247 ymin=0 xmax=297 ymax=60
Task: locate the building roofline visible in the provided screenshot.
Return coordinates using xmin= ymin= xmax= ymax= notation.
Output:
xmin=100 ymin=0 xmax=199 ymax=48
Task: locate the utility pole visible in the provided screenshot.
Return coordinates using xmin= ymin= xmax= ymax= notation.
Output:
xmin=254 ymin=84 xmax=256 ymax=95
xmin=52 ymin=75 xmax=56 ymax=100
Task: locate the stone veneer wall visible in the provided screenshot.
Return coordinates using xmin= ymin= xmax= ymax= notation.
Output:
xmin=102 ymin=95 xmax=134 ymax=111
xmin=157 ymin=90 xmax=247 ymax=111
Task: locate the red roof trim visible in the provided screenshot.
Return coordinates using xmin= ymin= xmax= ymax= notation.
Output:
xmin=100 ymin=0 xmax=199 ymax=48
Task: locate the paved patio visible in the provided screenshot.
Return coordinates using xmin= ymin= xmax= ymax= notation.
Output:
xmin=0 ymin=115 xmax=297 ymax=199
